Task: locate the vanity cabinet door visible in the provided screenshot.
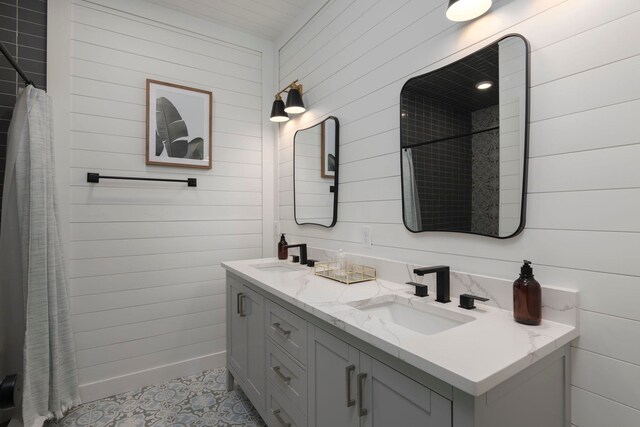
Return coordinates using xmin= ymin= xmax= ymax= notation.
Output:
xmin=308 ymin=326 xmax=360 ymax=427
xmin=359 ymin=354 xmax=452 ymax=427
xmin=244 ymin=287 xmax=266 ymax=411
xmin=227 ymin=276 xmax=266 ymax=411
xmin=227 ymin=276 xmax=247 ymax=377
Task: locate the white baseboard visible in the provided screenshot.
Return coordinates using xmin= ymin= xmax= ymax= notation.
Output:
xmin=78 ymin=351 xmax=226 ymax=403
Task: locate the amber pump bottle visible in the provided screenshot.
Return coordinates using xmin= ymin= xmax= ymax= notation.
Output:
xmin=513 ymin=260 xmax=542 ymax=325
xmin=277 ymin=234 xmax=288 ymax=260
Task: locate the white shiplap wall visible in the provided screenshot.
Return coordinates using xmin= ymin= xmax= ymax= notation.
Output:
xmin=277 ymin=0 xmax=640 ymax=426
xmin=50 ymin=0 xmax=274 ymax=401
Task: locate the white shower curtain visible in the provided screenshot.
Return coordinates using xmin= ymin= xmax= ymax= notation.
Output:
xmin=0 ymin=85 xmax=80 ymax=426
xmin=402 ymin=148 xmax=422 ymax=230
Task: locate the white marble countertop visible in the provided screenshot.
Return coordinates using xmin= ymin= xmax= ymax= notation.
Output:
xmin=222 ymin=257 xmax=579 ymax=396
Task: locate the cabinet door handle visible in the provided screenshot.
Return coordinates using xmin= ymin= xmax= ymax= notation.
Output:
xmin=238 ymin=293 xmax=247 ymax=317
xmin=345 ymin=364 xmax=355 ymax=407
xmin=272 ymin=409 xmax=291 ymax=427
xmin=272 ymin=366 xmax=291 ymax=384
xmin=272 ymin=322 xmax=291 ymax=337
xmin=236 ymin=292 xmax=242 ymax=315
xmin=357 ymin=372 xmax=367 ymax=417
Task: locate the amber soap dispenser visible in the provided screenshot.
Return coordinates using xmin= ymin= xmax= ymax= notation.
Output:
xmin=513 ymin=260 xmax=542 ymax=325
xmin=277 ymin=233 xmax=288 ymax=260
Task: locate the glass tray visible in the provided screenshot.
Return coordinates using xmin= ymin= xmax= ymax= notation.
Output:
xmin=314 ymin=262 xmax=376 ymax=285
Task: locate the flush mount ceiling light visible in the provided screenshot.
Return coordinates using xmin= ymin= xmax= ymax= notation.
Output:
xmin=270 ymin=80 xmax=305 ymax=122
xmin=446 ymin=0 xmax=492 ymax=22
xmin=475 ymin=80 xmax=493 ymax=90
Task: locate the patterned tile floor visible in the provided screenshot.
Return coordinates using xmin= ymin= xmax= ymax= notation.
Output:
xmin=51 ymin=368 xmax=265 ymax=427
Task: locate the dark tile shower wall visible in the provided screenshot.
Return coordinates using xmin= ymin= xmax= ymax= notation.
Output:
xmin=401 ymin=93 xmax=472 ymax=231
xmin=401 ymin=92 xmax=470 ymax=147
xmin=471 ymin=105 xmax=499 ymax=235
xmin=0 ymin=0 xmax=46 ymax=222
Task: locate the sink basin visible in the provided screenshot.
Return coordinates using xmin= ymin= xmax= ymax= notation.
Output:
xmin=349 ymin=296 xmax=473 ymax=335
xmin=251 ymin=261 xmax=307 ymax=273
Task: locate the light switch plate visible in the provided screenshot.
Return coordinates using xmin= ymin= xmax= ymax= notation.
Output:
xmin=361 ymin=225 xmax=372 ymax=248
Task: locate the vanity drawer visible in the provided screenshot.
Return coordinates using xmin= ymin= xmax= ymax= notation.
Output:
xmin=267 ymin=382 xmax=307 ymax=427
xmin=267 ymin=339 xmax=307 ymax=415
xmin=266 ymin=300 xmax=308 ymax=365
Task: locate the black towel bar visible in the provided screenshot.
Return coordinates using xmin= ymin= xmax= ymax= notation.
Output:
xmin=87 ymin=172 xmax=197 ymax=187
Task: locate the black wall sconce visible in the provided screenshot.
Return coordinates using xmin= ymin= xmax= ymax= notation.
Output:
xmin=446 ymin=0 xmax=492 ymax=22
xmin=270 ymin=80 xmax=306 ymax=123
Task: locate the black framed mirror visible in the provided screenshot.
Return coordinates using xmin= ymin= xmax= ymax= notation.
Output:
xmin=400 ymin=34 xmax=529 ymax=238
xmin=294 ymin=116 xmax=339 ymax=227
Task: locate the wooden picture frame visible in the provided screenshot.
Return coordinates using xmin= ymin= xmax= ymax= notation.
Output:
xmin=146 ymin=79 xmax=212 ymax=169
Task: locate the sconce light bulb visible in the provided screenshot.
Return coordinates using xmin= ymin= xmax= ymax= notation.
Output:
xmin=284 ymin=106 xmax=305 ymax=114
xmin=446 ymin=0 xmax=492 ymax=22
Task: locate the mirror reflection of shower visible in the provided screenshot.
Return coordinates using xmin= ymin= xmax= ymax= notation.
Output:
xmin=400 ymin=35 xmax=529 ymax=238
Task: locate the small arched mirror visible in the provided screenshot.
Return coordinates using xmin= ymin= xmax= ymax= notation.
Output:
xmin=400 ymin=35 xmax=529 ymax=238
xmin=293 ymin=117 xmax=339 ymax=227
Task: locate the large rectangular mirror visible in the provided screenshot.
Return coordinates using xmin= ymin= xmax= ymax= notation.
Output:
xmin=400 ymin=35 xmax=529 ymax=238
xmin=294 ymin=116 xmax=339 ymax=227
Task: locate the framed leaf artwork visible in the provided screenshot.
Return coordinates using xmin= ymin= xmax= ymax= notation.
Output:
xmin=146 ymin=79 xmax=212 ymax=169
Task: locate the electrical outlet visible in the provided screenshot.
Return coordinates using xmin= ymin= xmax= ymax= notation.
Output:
xmin=361 ymin=225 xmax=372 ymax=248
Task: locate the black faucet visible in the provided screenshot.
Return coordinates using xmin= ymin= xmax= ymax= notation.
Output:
xmin=284 ymin=244 xmax=307 ymax=264
xmin=413 ymin=265 xmax=450 ymax=303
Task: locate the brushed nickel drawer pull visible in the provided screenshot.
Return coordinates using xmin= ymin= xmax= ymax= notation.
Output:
xmin=272 ymin=322 xmax=291 ymax=337
xmin=357 ymin=372 xmax=368 ymax=417
xmin=272 ymin=408 xmax=291 ymax=427
xmin=272 ymin=366 xmax=291 ymax=384
xmin=345 ymin=364 xmax=356 ymax=407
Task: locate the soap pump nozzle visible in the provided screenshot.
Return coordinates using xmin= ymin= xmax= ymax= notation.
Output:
xmin=520 ymin=260 xmax=533 ymax=278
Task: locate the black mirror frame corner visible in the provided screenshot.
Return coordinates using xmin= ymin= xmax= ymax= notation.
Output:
xmin=399 ymin=33 xmax=531 ymax=239
xmin=293 ymin=116 xmax=340 ymax=228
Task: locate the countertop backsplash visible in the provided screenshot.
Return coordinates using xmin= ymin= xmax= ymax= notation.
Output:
xmin=307 ymin=247 xmax=578 ymax=326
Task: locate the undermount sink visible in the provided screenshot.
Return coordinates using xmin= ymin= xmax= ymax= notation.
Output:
xmin=251 ymin=261 xmax=307 ymax=273
xmin=349 ymin=295 xmax=473 ymax=335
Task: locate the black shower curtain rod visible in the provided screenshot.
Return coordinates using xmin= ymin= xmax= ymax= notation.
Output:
xmin=0 ymin=41 xmax=36 ymax=88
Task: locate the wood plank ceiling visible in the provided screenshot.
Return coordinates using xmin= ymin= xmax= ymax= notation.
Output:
xmin=144 ymin=0 xmax=315 ymax=39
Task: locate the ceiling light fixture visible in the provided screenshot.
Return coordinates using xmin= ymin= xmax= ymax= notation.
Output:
xmin=446 ymin=0 xmax=492 ymax=22
xmin=270 ymin=80 xmax=305 ymax=122
xmin=475 ymin=80 xmax=493 ymax=90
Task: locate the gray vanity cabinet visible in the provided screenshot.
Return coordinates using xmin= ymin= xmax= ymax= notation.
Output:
xmin=226 ymin=276 xmax=266 ymax=411
xmin=225 ymin=271 xmax=570 ymax=427
xmin=308 ymin=325 xmax=452 ymax=427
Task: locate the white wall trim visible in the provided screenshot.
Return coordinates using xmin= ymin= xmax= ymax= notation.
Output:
xmin=79 ymin=351 xmax=226 ymax=403
xmin=263 ymin=41 xmax=278 ymax=256
xmin=86 ymin=0 xmax=269 ymax=53
xmin=48 ymin=0 xmax=72 ymax=275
